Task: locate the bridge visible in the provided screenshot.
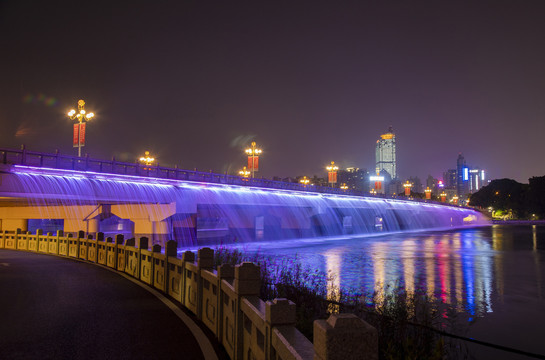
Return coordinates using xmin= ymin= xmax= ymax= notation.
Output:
xmin=0 ymin=147 xmax=488 ymax=247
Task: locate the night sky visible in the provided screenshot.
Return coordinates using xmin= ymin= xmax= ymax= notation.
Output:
xmin=1 ymin=1 xmax=544 ymax=183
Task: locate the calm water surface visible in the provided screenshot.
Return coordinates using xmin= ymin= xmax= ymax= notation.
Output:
xmin=235 ymin=225 xmax=545 ymax=359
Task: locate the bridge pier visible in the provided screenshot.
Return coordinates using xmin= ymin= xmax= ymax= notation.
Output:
xmin=1 ymin=218 xmax=27 ymax=233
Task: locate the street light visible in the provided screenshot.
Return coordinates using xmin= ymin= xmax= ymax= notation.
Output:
xmin=326 ymin=161 xmax=338 ymax=187
xmin=139 ymin=151 xmax=155 ymax=168
xmin=245 ymin=141 xmax=262 ymax=178
xmin=299 ymin=176 xmax=311 ymax=186
xmin=340 ymin=183 xmax=348 ymax=190
xmin=424 ymin=187 xmax=432 ymax=200
xmin=403 ymin=181 xmax=412 ymax=197
xmin=239 ymin=166 xmax=251 ymax=178
xmin=68 ymin=99 xmax=94 ymax=157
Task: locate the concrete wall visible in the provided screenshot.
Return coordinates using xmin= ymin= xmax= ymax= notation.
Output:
xmin=0 ymin=229 xmax=378 ymax=360
xmin=0 ymin=203 xmax=175 ymax=244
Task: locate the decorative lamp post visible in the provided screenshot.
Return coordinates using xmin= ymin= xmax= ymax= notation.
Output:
xmin=370 ymin=189 xmax=377 ymax=195
xmin=340 ymin=183 xmax=348 ymax=190
xmin=403 ymin=181 xmax=412 ymax=196
xmin=425 ymin=187 xmax=432 ymax=200
xmin=239 ymin=166 xmax=251 ymax=178
xmin=440 ymin=192 xmax=447 ymax=202
xmin=299 ymin=176 xmax=311 ymax=186
xmin=68 ymin=99 xmax=94 ymax=157
xmin=139 ymin=151 xmax=155 ymax=170
xmin=326 ymin=161 xmax=338 ymax=187
xmin=245 ymin=141 xmax=262 ymax=178
xmin=452 ymin=195 xmax=459 ymax=205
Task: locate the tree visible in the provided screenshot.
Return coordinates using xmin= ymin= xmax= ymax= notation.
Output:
xmin=470 ymin=178 xmax=527 ymax=218
xmin=526 ymin=176 xmax=545 ymax=218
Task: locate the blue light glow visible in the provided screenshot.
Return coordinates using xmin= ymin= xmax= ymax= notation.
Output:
xmin=9 ymin=164 xmax=490 ymax=247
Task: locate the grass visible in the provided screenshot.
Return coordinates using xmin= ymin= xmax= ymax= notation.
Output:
xmin=213 ymin=245 xmax=471 ymax=359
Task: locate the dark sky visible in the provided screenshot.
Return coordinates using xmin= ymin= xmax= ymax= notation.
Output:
xmin=1 ymin=1 xmax=544 ymax=183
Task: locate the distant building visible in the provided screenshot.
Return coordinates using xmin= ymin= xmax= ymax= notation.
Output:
xmin=456 ymin=153 xmax=469 ymax=197
xmin=369 ymin=168 xmax=391 ymax=194
xmin=426 ymin=175 xmax=439 ymax=194
xmin=387 ymin=179 xmax=402 ymax=197
xmin=407 ymin=176 xmax=423 ymax=194
xmin=375 ymin=126 xmax=397 ymax=180
xmin=311 ymin=175 xmax=327 ymax=187
xmin=441 ymin=154 xmax=487 ymax=204
xmin=273 ymin=176 xmax=298 ymax=183
xmin=443 ymin=169 xmax=457 ymax=189
xmin=444 ymin=188 xmax=458 ymax=202
xmin=338 ymin=167 xmax=369 ymax=192
xmin=468 ymin=168 xmax=486 ymax=193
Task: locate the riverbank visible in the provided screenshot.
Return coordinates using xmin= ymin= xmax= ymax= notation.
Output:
xmin=492 ymin=220 xmax=545 ymax=225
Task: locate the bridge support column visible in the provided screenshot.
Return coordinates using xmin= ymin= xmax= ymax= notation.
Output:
xmin=151 ymin=220 xmax=170 ymax=247
xmin=88 ymin=218 xmax=99 ymax=235
xmin=3 ymin=218 xmax=28 ymax=233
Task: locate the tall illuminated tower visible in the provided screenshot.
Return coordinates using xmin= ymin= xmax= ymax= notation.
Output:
xmin=375 ymin=126 xmax=397 ymax=180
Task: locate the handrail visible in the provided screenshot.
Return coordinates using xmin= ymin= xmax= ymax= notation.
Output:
xmin=0 ymin=147 xmax=356 ymax=195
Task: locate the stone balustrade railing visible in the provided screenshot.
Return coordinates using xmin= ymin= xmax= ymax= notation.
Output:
xmin=0 ymin=229 xmax=378 ymax=360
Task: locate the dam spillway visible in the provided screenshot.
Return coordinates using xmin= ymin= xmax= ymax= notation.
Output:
xmin=0 ymin=163 xmax=489 ymax=247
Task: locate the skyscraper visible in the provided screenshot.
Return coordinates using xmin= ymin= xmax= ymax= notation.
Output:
xmin=443 ymin=169 xmax=457 ymax=189
xmin=468 ymin=168 xmax=486 ymax=193
xmin=456 ymin=153 xmax=469 ymax=197
xmin=375 ymin=126 xmax=397 ymax=179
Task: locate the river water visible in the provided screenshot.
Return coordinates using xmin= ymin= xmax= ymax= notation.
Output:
xmin=234 ymin=224 xmax=545 ymax=359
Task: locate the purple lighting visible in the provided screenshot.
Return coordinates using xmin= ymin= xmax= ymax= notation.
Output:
xmin=6 ymin=164 xmax=490 ymax=247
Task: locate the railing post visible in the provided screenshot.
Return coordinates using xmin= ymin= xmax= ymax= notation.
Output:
xmin=314 ymin=314 xmax=378 ymax=360
xmin=197 ymin=247 xmax=214 ymax=318
xmin=152 ymin=244 xmax=161 ymax=253
xmin=139 ymin=236 xmax=149 ymax=250
xmin=266 ymin=298 xmax=297 ymax=358
xmin=234 ymin=262 xmax=261 ymax=359
xmin=55 ymin=149 xmax=60 ymax=168
xmin=0 ymin=230 xmax=5 ymax=249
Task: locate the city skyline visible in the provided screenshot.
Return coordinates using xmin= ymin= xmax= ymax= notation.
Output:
xmin=1 ymin=1 xmax=544 ymax=183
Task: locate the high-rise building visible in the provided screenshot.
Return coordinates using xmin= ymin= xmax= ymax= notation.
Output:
xmin=337 ymin=167 xmax=370 ymax=192
xmin=456 ymin=153 xmax=469 ymax=197
xmin=375 ymin=126 xmax=397 ymax=180
xmin=443 ymin=169 xmax=457 ymax=189
xmin=468 ymin=168 xmax=486 ymax=193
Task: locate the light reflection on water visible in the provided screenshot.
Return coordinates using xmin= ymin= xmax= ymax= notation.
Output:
xmin=240 ymin=225 xmax=544 ymax=321
xmin=230 ymin=224 xmax=545 ymax=357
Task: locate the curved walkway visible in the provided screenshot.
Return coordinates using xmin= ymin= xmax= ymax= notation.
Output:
xmin=0 ymin=250 xmax=224 ymax=360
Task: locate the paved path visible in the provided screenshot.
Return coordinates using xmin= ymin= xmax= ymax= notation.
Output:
xmin=0 ymin=250 xmax=224 ymax=360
